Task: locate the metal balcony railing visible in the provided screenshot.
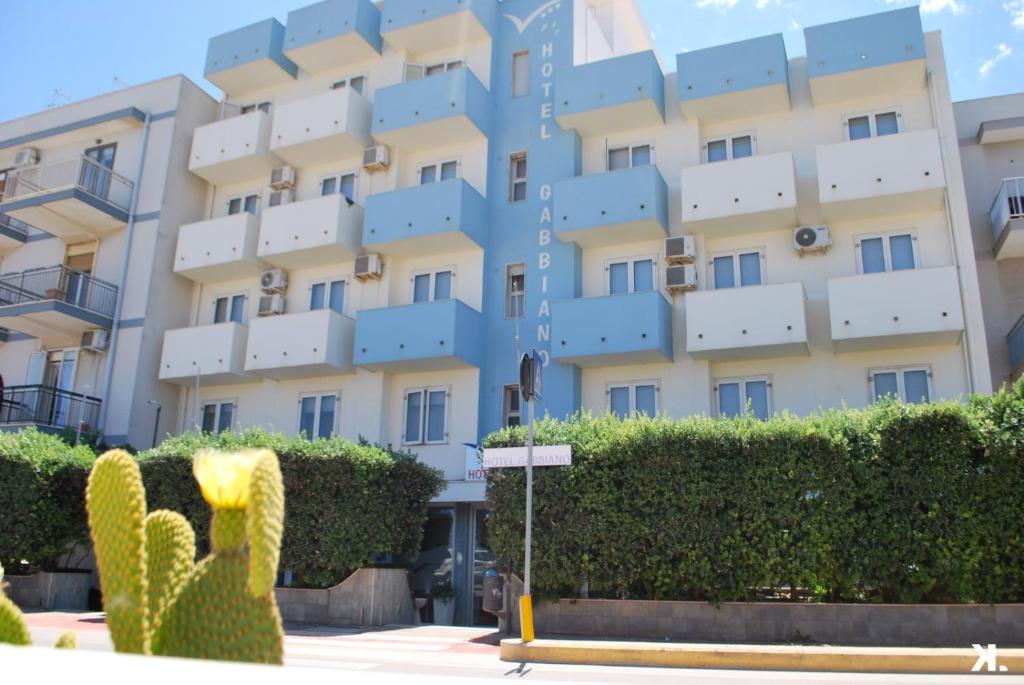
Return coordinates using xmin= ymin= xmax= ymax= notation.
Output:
xmin=0 ymin=213 xmax=30 ymax=241
xmin=1 ymin=155 xmax=134 ymax=212
xmin=0 ymin=384 xmax=101 ymax=431
xmin=0 ymin=265 xmax=118 ymax=319
xmin=990 ymin=177 xmax=1024 ymax=245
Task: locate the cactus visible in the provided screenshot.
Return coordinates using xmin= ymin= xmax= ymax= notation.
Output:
xmin=145 ymin=510 xmax=195 ymax=634
xmin=0 ymin=564 xmax=31 ymax=646
xmin=54 ymin=631 xmax=76 ymax=649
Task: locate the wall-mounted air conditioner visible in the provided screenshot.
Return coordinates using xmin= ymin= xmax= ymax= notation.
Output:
xmin=270 ymin=165 xmax=296 ymax=190
xmin=80 ymin=329 xmax=109 ymax=352
xmin=257 ymin=293 xmax=286 ymax=317
xmin=666 ymin=265 xmax=697 ymax=293
xmin=665 ymin=235 xmax=696 ymax=265
xmin=268 ymin=189 xmax=294 ymax=208
xmin=259 ymin=268 xmax=288 ymax=294
xmin=354 ymin=253 xmax=383 ymax=281
xmin=362 ymin=145 xmax=390 ymax=173
xmin=793 ymin=225 xmax=831 ymax=254
xmin=14 ymin=148 xmax=38 ymax=167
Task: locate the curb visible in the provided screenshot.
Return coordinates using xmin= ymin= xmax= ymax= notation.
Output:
xmin=500 ymin=639 xmax=1024 ymax=674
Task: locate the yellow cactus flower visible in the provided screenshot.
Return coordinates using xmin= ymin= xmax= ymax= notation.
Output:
xmin=192 ymin=449 xmax=264 ymax=510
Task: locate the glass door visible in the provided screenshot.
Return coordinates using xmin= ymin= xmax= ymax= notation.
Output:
xmin=42 ymin=350 xmax=77 ymax=427
xmin=64 ymin=243 xmax=96 ymax=309
xmin=81 ymin=143 xmax=116 ymax=200
xmin=411 ymin=507 xmax=455 ymax=623
xmin=470 ymin=507 xmax=497 ymax=626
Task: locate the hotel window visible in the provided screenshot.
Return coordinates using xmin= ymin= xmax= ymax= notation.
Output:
xmin=403 ymin=387 xmax=449 ymax=445
xmin=505 ymin=263 xmax=525 ymax=318
xmin=309 ymin=279 xmax=346 ymax=314
xmin=716 ymin=376 xmax=771 ymax=420
xmin=239 ymin=101 xmax=271 ymax=115
xmin=704 ymin=133 xmax=754 ymax=163
xmin=405 ymin=60 xmax=463 ymax=81
xmin=607 ymin=381 xmax=659 ymax=419
xmin=856 ymin=231 xmax=917 ymax=274
xmin=607 ymin=143 xmax=653 ymax=171
xmin=711 ymin=249 xmax=764 ymax=289
xmin=330 ymin=75 xmax=365 ymax=95
xmin=201 ymin=401 xmax=235 ymax=434
xmin=509 ymin=152 xmax=528 ymax=202
xmin=299 ymin=393 xmax=338 ymax=439
xmin=212 ymin=294 xmax=246 ymax=324
xmin=227 ymin=193 xmax=259 ymax=216
xmin=412 ymin=269 xmax=453 ymax=303
xmin=512 ymin=51 xmax=530 ymax=97
xmin=320 ymin=172 xmax=357 ymax=203
xmin=503 ymin=385 xmax=522 ymax=427
xmin=419 ymin=160 xmax=459 ymax=185
xmin=845 ymin=109 xmax=900 ymax=141
xmin=870 ymin=367 xmax=931 ymax=404
xmin=607 ymin=256 xmax=656 ymax=295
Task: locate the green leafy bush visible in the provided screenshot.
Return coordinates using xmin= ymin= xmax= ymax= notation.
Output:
xmin=137 ymin=430 xmax=444 ymax=587
xmin=0 ymin=429 xmax=95 ymax=570
xmin=485 ymin=384 xmax=1024 ymax=604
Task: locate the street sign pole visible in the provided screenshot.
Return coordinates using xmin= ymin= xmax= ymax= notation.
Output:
xmin=518 ymin=350 xmax=540 ymax=643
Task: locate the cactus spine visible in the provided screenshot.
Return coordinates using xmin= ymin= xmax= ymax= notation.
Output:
xmin=0 ymin=564 xmax=31 ymax=646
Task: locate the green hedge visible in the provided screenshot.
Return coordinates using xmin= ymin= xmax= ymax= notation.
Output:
xmin=484 ymin=385 xmax=1024 ymax=604
xmin=138 ymin=430 xmax=444 ymax=587
xmin=0 ymin=429 xmax=95 ymax=570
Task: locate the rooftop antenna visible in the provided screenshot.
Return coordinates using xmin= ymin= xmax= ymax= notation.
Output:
xmin=47 ymin=89 xmax=70 ymax=108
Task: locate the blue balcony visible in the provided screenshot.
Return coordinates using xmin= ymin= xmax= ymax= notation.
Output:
xmin=553 ymin=165 xmax=668 ymax=248
xmin=551 ymin=291 xmax=673 ymax=368
xmin=804 ymin=7 xmax=925 ymax=105
xmin=354 ymin=299 xmax=485 ymax=373
xmin=380 ymin=0 xmax=497 ymax=54
xmin=283 ymin=0 xmax=381 ymax=74
xmin=555 ymin=51 xmax=665 ymax=138
xmin=677 ymin=34 xmax=790 ymax=122
xmin=363 ymin=179 xmax=486 ymax=257
xmin=372 ymin=69 xmax=491 ymax=151
xmin=205 ymin=18 xmax=297 ymax=95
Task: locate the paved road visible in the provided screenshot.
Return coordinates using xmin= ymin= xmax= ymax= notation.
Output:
xmin=22 ymin=612 xmax=1023 ymax=683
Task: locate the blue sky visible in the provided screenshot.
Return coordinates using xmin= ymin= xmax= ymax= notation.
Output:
xmin=0 ymin=0 xmax=1020 ymax=122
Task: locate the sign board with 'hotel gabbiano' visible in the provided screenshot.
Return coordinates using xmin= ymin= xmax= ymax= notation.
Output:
xmin=482 ymin=445 xmax=572 ymax=469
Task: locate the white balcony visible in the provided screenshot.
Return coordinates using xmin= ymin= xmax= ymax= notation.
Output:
xmin=817 ymin=129 xmax=945 ymax=222
xmin=991 ymin=177 xmax=1024 ymax=260
xmin=686 ymin=282 xmax=809 ymax=360
xmin=827 ymin=266 xmax=964 ymax=352
xmin=174 ymin=213 xmax=265 ymax=284
xmin=680 ymin=151 xmax=798 ymax=235
xmin=245 ymin=309 xmax=356 ymax=379
xmin=269 ymin=88 xmax=373 ymax=167
xmin=257 ymin=194 xmax=363 ymax=269
xmin=189 ymin=111 xmax=280 ymax=185
xmin=158 ymin=323 xmax=253 ymax=385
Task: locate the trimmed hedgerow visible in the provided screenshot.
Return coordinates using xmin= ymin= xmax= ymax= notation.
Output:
xmin=137 ymin=430 xmax=444 ymax=587
xmin=484 ymin=383 xmax=1024 ymax=604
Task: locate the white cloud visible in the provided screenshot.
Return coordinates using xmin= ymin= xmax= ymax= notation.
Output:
xmin=885 ymin=0 xmax=964 ymax=14
xmin=754 ymin=0 xmax=778 ymax=7
xmin=1006 ymin=1 xmax=1024 ymax=29
xmin=788 ymin=18 xmax=801 ymax=30
xmin=695 ymin=0 xmax=740 ymax=9
xmin=979 ymin=43 xmax=1012 ymax=76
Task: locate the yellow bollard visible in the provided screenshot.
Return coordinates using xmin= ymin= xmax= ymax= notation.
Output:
xmin=520 ymin=594 xmax=535 ymax=643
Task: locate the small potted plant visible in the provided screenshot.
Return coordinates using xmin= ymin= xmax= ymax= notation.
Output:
xmin=431 ymin=579 xmax=455 ymax=626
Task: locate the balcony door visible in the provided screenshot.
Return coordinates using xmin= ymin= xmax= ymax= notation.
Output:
xmin=81 ymin=143 xmax=116 ymax=200
xmin=42 ymin=349 xmax=77 ymax=427
xmin=64 ymin=242 xmax=97 ymax=310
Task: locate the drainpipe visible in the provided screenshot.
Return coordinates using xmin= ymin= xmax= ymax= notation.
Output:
xmin=96 ymin=112 xmax=152 ymax=438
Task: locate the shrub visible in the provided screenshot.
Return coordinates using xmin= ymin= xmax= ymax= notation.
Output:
xmin=0 ymin=429 xmax=95 ymax=570
xmin=137 ymin=430 xmax=444 ymax=587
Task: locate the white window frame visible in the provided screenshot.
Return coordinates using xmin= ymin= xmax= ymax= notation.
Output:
xmin=709 ymin=248 xmax=766 ymax=289
xmin=402 ymin=386 xmax=451 ymax=446
xmin=714 ymin=375 xmax=773 ymax=419
xmin=329 ymin=74 xmax=367 ymax=95
xmin=418 ymin=158 xmax=461 ymax=185
xmin=410 ymin=267 xmax=456 ymax=304
xmin=512 ymin=50 xmax=530 ymax=98
xmin=405 ymin=60 xmax=464 ymax=81
xmin=297 ymin=392 xmax=340 ymax=439
xmin=843 ymin=107 xmax=903 ymax=140
xmin=226 ymin=192 xmax=260 ymax=216
xmin=509 ymin=152 xmax=528 ymax=203
xmin=239 ymin=101 xmax=271 ymax=115
xmin=502 ymin=384 xmax=522 ymax=427
xmin=319 ymin=171 xmax=358 ymax=201
xmin=201 ymin=399 xmax=237 ymax=434
xmin=702 ymin=131 xmax=756 ymax=163
xmin=854 ymin=230 xmax=919 ymax=274
xmin=604 ymin=254 xmax=659 ymax=295
xmin=868 ymin=366 xmax=933 ymax=404
xmin=606 ymin=142 xmax=655 ymax=171
xmin=308 ymin=278 xmax=348 ymax=315
xmin=505 ymin=262 xmax=525 ymax=319
xmin=605 ymin=380 xmax=661 ymax=417
xmin=212 ymin=293 xmax=247 ymax=325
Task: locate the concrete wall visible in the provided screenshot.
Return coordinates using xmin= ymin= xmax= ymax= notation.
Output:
xmin=275 ymin=567 xmax=416 ymax=626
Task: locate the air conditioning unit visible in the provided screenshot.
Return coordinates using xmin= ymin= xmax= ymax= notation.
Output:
xmin=270 ymin=165 xmax=296 ymax=190
xmin=268 ymin=189 xmax=294 ymax=208
xmin=14 ymin=148 xmax=38 ymax=167
xmin=354 ymin=253 xmax=383 ymax=281
xmin=793 ymin=225 xmax=831 ymax=254
xmin=362 ymin=145 xmax=390 ymax=173
xmin=257 ymin=293 xmax=286 ymax=317
xmin=665 ymin=235 xmax=696 ymax=265
xmin=666 ymin=265 xmax=697 ymax=293
xmin=80 ymin=329 xmax=109 ymax=352
xmin=259 ymin=268 xmax=288 ymax=294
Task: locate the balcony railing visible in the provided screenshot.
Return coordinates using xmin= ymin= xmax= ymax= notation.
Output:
xmin=0 ymin=213 xmax=30 ymax=243
xmin=0 ymin=265 xmax=118 ymax=319
xmin=991 ymin=177 xmax=1024 ymax=246
xmin=0 ymin=385 xmax=101 ymax=431
xmin=2 ymin=156 xmax=133 ymax=213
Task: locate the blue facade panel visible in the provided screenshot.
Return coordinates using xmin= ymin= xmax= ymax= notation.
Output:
xmin=380 ymin=0 xmax=498 ymax=38
xmin=551 ymin=291 xmax=673 ymax=367
xmin=555 ymin=50 xmax=665 ymax=122
xmin=283 ymin=0 xmax=382 ymax=56
xmin=677 ymin=34 xmax=789 ymax=104
xmin=354 ymin=299 xmax=485 ymax=371
xmin=371 ymin=68 xmax=493 ymax=140
xmin=805 ymin=6 xmax=924 ymax=79
xmin=204 ymin=18 xmax=298 ymax=82
xmin=363 ymin=179 xmax=487 ymax=252
xmin=553 ymin=165 xmax=668 ymax=244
